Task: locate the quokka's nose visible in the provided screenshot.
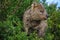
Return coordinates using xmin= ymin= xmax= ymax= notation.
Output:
xmin=46 ymin=14 xmax=49 ymax=18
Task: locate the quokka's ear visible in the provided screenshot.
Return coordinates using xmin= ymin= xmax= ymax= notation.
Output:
xmin=31 ymin=3 xmax=35 ymax=10
xmin=38 ymin=3 xmax=45 ymax=12
xmin=31 ymin=2 xmax=38 ymax=10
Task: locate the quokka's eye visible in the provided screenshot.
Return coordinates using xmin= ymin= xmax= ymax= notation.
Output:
xmin=40 ymin=11 xmax=43 ymax=13
xmin=39 ymin=11 xmax=44 ymax=15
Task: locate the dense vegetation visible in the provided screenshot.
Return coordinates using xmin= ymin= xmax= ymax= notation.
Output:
xmin=0 ymin=0 xmax=60 ymax=40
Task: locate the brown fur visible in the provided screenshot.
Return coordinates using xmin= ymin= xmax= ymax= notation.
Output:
xmin=23 ymin=2 xmax=48 ymax=37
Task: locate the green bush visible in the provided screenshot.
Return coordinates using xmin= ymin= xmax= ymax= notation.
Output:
xmin=0 ymin=0 xmax=60 ymax=40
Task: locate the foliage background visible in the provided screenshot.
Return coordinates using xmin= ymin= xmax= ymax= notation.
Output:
xmin=0 ymin=0 xmax=60 ymax=40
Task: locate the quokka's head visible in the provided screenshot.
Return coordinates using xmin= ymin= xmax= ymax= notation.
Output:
xmin=31 ymin=2 xmax=49 ymax=20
